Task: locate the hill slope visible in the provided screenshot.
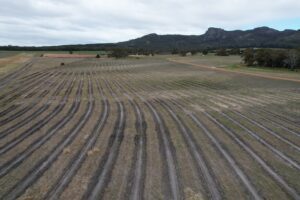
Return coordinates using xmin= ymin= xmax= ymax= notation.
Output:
xmin=1 ymin=27 xmax=300 ymax=52
xmin=118 ymin=27 xmax=300 ymax=51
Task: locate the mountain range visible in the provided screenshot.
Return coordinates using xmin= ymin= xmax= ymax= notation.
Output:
xmin=1 ymin=27 xmax=300 ymax=52
xmin=117 ymin=27 xmax=300 ymax=51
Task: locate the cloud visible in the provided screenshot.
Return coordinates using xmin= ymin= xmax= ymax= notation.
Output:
xmin=1 ymin=0 xmax=300 ymax=46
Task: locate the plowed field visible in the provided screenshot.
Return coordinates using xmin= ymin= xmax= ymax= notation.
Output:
xmin=0 ymin=56 xmax=299 ymax=200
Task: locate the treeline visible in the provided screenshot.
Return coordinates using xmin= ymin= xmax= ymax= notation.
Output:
xmin=0 ymin=45 xmax=157 ymax=55
xmin=242 ymin=48 xmax=300 ymax=70
xmin=0 ymin=44 xmax=115 ymax=51
xmin=171 ymin=48 xmax=241 ymax=56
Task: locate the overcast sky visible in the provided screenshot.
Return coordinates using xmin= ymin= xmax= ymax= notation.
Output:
xmin=1 ymin=0 xmax=300 ymax=46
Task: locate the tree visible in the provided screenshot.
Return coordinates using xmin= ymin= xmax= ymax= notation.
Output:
xmin=202 ymin=49 xmax=208 ymax=55
xmin=271 ymin=50 xmax=286 ymax=68
xmin=215 ymin=48 xmax=228 ymax=56
xmin=96 ymin=54 xmax=100 ymax=58
xmin=262 ymin=50 xmax=272 ymax=67
xmin=179 ymin=51 xmax=187 ymax=56
xmin=242 ymin=48 xmax=255 ymax=66
xmin=256 ymin=49 xmax=285 ymax=68
xmin=229 ymin=48 xmax=241 ymax=55
xmin=171 ymin=49 xmax=179 ymax=55
xmin=255 ymin=49 xmax=267 ymax=66
xmin=285 ymin=50 xmax=298 ymax=70
xmin=69 ymin=50 xmax=73 ymax=54
xmin=108 ymin=48 xmax=129 ymax=58
xmin=191 ymin=50 xmax=198 ymax=55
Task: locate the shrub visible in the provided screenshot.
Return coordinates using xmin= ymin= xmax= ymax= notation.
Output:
xmin=215 ymin=48 xmax=228 ymax=56
xmin=191 ymin=50 xmax=198 ymax=55
xmin=242 ymin=48 xmax=255 ymax=66
xmin=285 ymin=50 xmax=299 ymax=70
xmin=171 ymin=49 xmax=179 ymax=55
xmin=202 ymin=50 xmax=208 ymax=55
xmin=108 ymin=48 xmax=129 ymax=58
xmin=179 ymin=51 xmax=187 ymax=56
xmin=229 ymin=48 xmax=241 ymax=55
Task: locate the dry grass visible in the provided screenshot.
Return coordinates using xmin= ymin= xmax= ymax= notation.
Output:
xmin=0 ymin=55 xmax=299 ymax=200
xmin=0 ymin=54 xmax=32 ymax=76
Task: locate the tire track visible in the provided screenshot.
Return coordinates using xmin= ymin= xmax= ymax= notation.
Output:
xmin=142 ymin=98 xmax=182 ymax=200
xmin=184 ymin=82 xmax=300 ymax=141
xmin=0 ymin=104 xmax=50 ymax=140
xmin=232 ymin=110 xmax=300 ymax=152
xmin=0 ymin=71 xmax=63 ymax=126
xmin=19 ymin=71 xmax=43 ymax=82
xmin=116 ymin=69 xmax=183 ymax=199
xmin=186 ymin=112 xmax=262 ymax=200
xmin=140 ymin=71 xmax=300 ymax=170
xmin=0 ymin=61 xmax=33 ymax=89
xmin=201 ymin=109 xmax=300 ymax=199
xmin=0 ymin=71 xmax=52 ymax=104
xmin=117 ymin=70 xmax=260 ymax=199
xmin=117 ymin=61 xmax=298 ymax=199
xmin=126 ymin=99 xmax=147 ymax=200
xmin=113 ymin=81 xmax=147 ymax=200
xmin=223 ymin=93 xmax=300 ymax=129
xmin=165 ymin=84 xmax=300 ymax=199
xmin=159 ymin=78 xmax=300 ymax=198
xmin=0 ymin=105 xmax=19 ymax=118
xmin=38 ymin=73 xmax=70 ymax=99
xmin=0 ymin=75 xmax=81 ymax=178
xmin=130 ymin=70 xmax=300 ymax=196
xmin=208 ymin=90 xmax=300 ymax=133
xmin=249 ymin=111 xmax=300 ymax=137
xmin=1 ymin=78 xmax=94 ymax=200
xmin=219 ymin=111 xmax=300 ymax=170
xmin=139 ymin=71 xmax=300 ymax=153
xmin=0 ymin=73 xmax=69 ymax=139
xmin=0 ymin=73 xmax=77 ymax=156
xmin=23 ymin=71 xmax=61 ymax=99
xmin=258 ymin=108 xmax=300 ymax=130
xmin=83 ymin=79 xmax=126 ymax=200
xmin=138 ymin=68 xmax=300 ymax=135
xmin=118 ymin=71 xmax=247 ymax=199
xmin=193 ymin=90 xmax=300 ymax=137
xmin=0 ymin=73 xmax=53 ymax=108
xmin=0 ymin=71 xmax=56 ymax=118
xmin=0 ymin=71 xmax=48 ymax=103
xmin=157 ymin=99 xmax=222 ymax=200
xmin=167 ymin=79 xmax=300 ymax=144
xmin=44 ymin=77 xmax=109 ymax=200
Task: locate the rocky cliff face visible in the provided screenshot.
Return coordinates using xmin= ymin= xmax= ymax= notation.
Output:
xmin=203 ymin=28 xmax=227 ymax=40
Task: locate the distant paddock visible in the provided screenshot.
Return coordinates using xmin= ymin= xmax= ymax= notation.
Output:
xmin=43 ymin=54 xmax=96 ymax=58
